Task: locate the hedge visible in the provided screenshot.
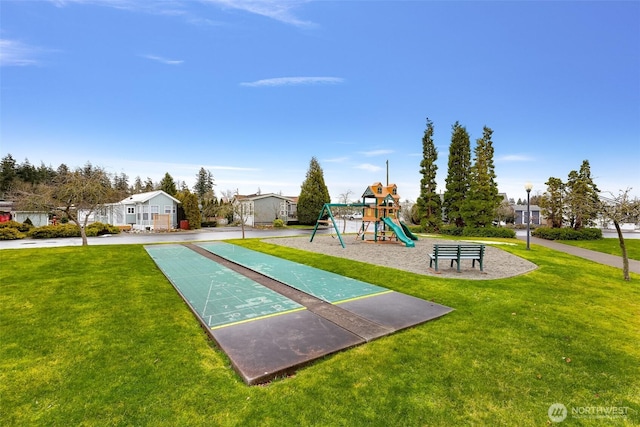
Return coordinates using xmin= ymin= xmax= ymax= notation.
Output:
xmin=28 ymin=222 xmax=121 ymax=239
xmin=438 ymin=225 xmax=516 ymax=239
xmin=531 ymin=227 xmax=602 ymax=241
xmin=0 ymin=220 xmax=33 ymax=233
xmin=0 ymin=227 xmax=26 ymax=240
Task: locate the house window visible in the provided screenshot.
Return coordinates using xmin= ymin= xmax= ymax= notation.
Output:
xmin=127 ymin=207 xmax=135 ymax=214
xmin=164 ymin=205 xmax=172 ymax=214
xmin=377 ymin=186 xmax=382 ymax=194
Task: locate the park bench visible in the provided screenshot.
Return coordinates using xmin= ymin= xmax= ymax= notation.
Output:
xmin=428 ymin=244 xmax=485 ymax=273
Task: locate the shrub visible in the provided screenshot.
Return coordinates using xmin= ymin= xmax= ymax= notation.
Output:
xmin=85 ymin=222 xmax=120 ymax=236
xmin=532 ymin=227 xmax=603 ymax=241
xmin=406 ymin=223 xmax=422 ymax=234
xmin=462 ymin=227 xmax=516 ymax=239
xmin=439 ymin=225 xmax=463 ymax=236
xmin=419 ymin=219 xmax=439 ymax=233
xmin=28 ymin=224 xmax=81 ymax=239
xmin=0 ymin=227 xmax=25 ymax=240
xmin=0 ymin=220 xmax=32 ymax=232
xmin=273 ymin=219 xmax=285 ymax=228
xmin=201 ymin=221 xmax=218 ymax=228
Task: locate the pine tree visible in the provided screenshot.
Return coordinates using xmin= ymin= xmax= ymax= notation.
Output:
xmin=0 ymin=154 xmax=17 ymax=197
xmin=461 ymin=126 xmax=500 ymax=227
xmin=415 ymin=118 xmax=442 ymax=231
xmin=113 ymin=173 xmax=129 ymax=193
xmin=443 ymin=121 xmax=471 ymax=227
xmin=133 ymin=176 xmax=143 ymax=193
xmin=297 ymin=157 xmax=331 ymax=225
xmin=144 ymin=178 xmax=154 ymax=192
xmin=540 ymin=177 xmax=564 ymax=228
xmin=565 ymin=160 xmax=600 ymax=229
xmin=159 ymin=173 xmax=176 ymax=196
xmin=194 ymin=167 xmax=215 ymax=201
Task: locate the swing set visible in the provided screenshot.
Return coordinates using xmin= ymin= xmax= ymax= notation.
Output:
xmin=310 ymin=182 xmax=418 ymax=248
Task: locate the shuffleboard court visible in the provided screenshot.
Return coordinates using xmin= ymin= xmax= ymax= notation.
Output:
xmin=145 ymin=242 xmax=454 ymax=385
xmin=145 ymin=245 xmax=303 ymax=328
xmin=197 ymin=242 xmax=390 ymax=303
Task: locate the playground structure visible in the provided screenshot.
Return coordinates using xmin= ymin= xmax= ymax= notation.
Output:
xmin=310 ymin=182 xmax=418 ymax=248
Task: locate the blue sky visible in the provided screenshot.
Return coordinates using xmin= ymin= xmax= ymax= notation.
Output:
xmin=1 ymin=0 xmax=639 ymax=203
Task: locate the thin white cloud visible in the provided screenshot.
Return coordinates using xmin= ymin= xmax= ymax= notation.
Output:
xmin=359 ymin=149 xmax=394 ymax=157
xmin=0 ymin=39 xmax=41 ymax=67
xmin=51 ymin=0 xmax=137 ymax=10
xmin=496 ymin=154 xmax=535 ymax=162
xmin=241 ymin=76 xmax=344 ymax=87
xmin=49 ymin=0 xmax=190 ymax=18
xmin=141 ymin=54 xmax=184 ymax=65
xmin=211 ymin=165 xmax=260 ymax=172
xmin=356 ymin=163 xmax=383 ymax=172
xmin=203 ymin=0 xmax=314 ymax=28
xmin=324 ymin=157 xmax=349 ymax=163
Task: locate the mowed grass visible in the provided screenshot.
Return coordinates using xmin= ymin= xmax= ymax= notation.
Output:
xmin=558 ymin=237 xmax=640 ymax=260
xmin=1 ymin=239 xmax=639 ymax=426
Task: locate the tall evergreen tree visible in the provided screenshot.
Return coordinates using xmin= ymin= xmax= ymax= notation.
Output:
xmin=17 ymin=159 xmax=37 ymax=185
xmin=460 ymin=126 xmax=500 ymax=227
xmin=194 ymin=167 xmax=215 ymax=201
xmin=143 ymin=177 xmax=155 ymax=192
xmin=0 ymin=154 xmax=17 ymax=197
xmin=113 ymin=173 xmax=129 ymax=193
xmin=415 ymin=118 xmax=442 ymax=231
xmin=159 ymin=172 xmax=177 ymax=196
xmin=175 ymin=189 xmax=200 ymax=229
xmin=443 ymin=121 xmax=471 ymax=227
xmin=132 ymin=176 xmax=143 ymax=193
xmin=565 ymin=160 xmax=600 ymax=229
xmin=540 ymin=177 xmax=565 ymax=228
xmin=297 ymin=157 xmax=331 ymax=225
xmin=35 ymin=162 xmax=57 ymax=185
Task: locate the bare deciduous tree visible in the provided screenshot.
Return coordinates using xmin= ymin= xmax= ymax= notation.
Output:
xmin=16 ymin=164 xmax=119 ymax=246
xmin=600 ymin=188 xmax=640 ymax=281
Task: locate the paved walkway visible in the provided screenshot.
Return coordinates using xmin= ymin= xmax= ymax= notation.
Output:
xmin=519 ymin=236 xmax=640 ymax=275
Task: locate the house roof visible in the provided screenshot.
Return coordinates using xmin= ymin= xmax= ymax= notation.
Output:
xmin=120 ymin=190 xmax=181 ymax=204
xmin=362 ymin=182 xmax=399 ymax=201
xmin=236 ymin=193 xmax=297 ymax=202
xmin=513 ymin=204 xmax=541 ymax=210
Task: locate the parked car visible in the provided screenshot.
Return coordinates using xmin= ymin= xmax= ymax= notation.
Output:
xmin=349 ymin=212 xmax=363 ymax=220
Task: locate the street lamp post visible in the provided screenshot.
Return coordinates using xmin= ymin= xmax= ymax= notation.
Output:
xmin=525 ymin=182 xmax=533 ymax=250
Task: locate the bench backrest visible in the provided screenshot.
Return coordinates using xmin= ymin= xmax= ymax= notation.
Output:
xmin=434 ymin=244 xmax=484 ymax=256
xmin=433 ymin=245 xmax=460 ymax=256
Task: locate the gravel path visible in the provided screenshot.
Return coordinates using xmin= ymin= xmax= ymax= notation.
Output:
xmin=264 ymin=234 xmax=537 ymax=280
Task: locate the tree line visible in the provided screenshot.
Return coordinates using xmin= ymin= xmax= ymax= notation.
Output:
xmin=414 ymin=119 xmax=505 ymax=232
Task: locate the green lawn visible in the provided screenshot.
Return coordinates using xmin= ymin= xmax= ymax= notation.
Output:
xmin=1 ymin=238 xmax=638 ymax=426
xmin=558 ymin=237 xmax=640 ymax=261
